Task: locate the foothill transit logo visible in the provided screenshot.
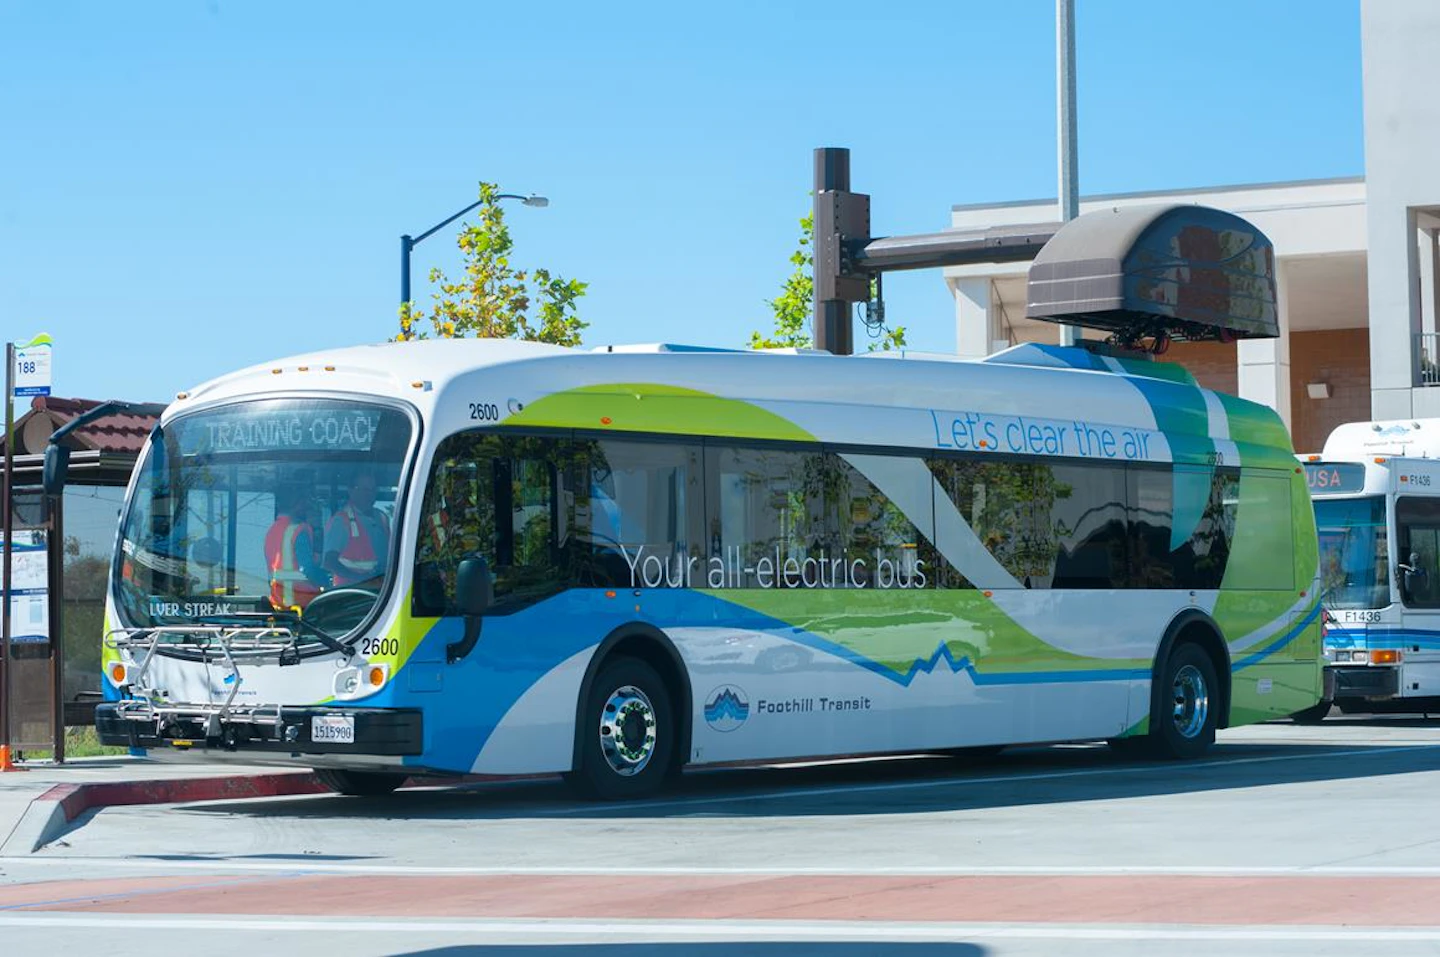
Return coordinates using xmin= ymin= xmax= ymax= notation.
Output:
xmin=704 ymin=685 xmax=750 ymax=732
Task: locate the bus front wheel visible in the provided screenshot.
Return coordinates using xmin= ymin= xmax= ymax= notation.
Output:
xmin=572 ymin=656 xmax=676 ymax=801
xmin=315 ymin=768 xmax=408 ymax=796
xmin=1151 ymin=642 xmax=1219 ymax=760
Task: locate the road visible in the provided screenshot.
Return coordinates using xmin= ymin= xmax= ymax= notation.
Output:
xmin=2 ymin=718 xmax=1440 ymax=956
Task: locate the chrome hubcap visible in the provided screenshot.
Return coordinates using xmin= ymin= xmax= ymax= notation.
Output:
xmin=598 ymin=685 xmax=657 ymax=776
xmin=1172 ymin=664 xmax=1209 ymax=739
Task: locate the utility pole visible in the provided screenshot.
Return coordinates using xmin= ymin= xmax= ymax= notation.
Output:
xmin=1057 ymin=0 xmax=1081 ymax=347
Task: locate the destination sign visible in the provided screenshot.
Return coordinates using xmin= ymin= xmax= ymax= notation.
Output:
xmin=1304 ymin=462 xmax=1366 ymax=494
xmin=179 ymin=406 xmax=386 ymax=454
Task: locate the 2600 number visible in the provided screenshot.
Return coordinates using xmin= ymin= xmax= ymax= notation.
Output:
xmin=361 ymin=637 xmax=399 ymax=657
xmin=469 ymin=402 xmax=500 ymax=421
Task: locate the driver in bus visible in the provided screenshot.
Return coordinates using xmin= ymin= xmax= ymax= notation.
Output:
xmin=265 ymin=488 xmax=332 ymax=611
xmin=324 ymin=470 xmax=392 ymax=589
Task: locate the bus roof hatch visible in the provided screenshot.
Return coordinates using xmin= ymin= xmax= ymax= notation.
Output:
xmin=1025 ymin=204 xmax=1278 ymax=346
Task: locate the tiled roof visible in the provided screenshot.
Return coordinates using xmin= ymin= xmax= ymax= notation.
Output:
xmin=8 ymin=396 xmax=165 ymax=456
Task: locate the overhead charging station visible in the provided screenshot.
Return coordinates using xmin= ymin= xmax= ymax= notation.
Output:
xmin=810 ymin=147 xmax=1280 ymax=356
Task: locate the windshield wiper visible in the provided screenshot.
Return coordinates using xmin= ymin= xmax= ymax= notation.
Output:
xmin=197 ymin=611 xmax=352 ymax=659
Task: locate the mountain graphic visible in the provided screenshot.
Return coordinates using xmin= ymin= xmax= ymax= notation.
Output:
xmin=705 ymin=688 xmax=749 ymax=723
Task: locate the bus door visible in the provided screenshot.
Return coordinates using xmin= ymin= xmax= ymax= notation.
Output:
xmin=1393 ymin=492 xmax=1440 ymax=698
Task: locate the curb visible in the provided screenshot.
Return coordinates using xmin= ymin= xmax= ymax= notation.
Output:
xmin=0 ymin=772 xmax=329 ymax=855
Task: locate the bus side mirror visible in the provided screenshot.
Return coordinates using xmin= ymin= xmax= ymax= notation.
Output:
xmin=446 ymin=556 xmax=492 ymax=664
xmin=42 ymin=444 xmax=70 ymax=497
xmin=456 ymin=557 xmax=493 ymax=617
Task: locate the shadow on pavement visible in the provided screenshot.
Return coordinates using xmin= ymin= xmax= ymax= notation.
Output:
xmin=173 ymin=730 xmax=1440 ymax=823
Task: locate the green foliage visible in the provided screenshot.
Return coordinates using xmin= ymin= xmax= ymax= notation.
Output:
xmin=398 ymin=182 xmax=588 ymax=346
xmin=749 ymin=209 xmax=907 ymax=352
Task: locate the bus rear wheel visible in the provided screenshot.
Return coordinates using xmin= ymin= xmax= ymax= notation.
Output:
xmin=572 ymin=656 xmax=675 ymax=801
xmin=315 ymin=768 xmax=408 ymax=796
xmin=1150 ymin=642 xmax=1219 ymax=759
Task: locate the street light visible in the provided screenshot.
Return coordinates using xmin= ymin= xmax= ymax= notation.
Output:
xmin=400 ymin=191 xmax=548 ymax=306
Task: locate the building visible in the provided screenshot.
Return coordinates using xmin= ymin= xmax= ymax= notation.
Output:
xmin=945 ymin=0 xmax=1440 ymax=453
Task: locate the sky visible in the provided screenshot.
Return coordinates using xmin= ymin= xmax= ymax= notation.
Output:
xmin=1 ymin=0 xmax=1363 ymax=404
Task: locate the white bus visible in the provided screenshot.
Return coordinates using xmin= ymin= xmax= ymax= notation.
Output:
xmin=95 ymin=338 xmax=1323 ymax=798
xmin=1299 ymin=418 xmax=1440 ymax=719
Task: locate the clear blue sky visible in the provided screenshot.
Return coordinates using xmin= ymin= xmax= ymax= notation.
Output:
xmin=1 ymin=0 xmax=1362 ymax=403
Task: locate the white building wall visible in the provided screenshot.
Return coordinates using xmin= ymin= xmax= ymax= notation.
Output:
xmin=1362 ymin=0 xmax=1440 ymax=418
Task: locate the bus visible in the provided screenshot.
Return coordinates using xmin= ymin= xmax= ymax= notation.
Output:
xmin=1299 ymin=418 xmax=1440 ymax=720
xmin=94 ymin=338 xmax=1323 ymax=799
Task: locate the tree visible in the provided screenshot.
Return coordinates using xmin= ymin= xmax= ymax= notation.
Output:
xmin=397 ymin=182 xmax=588 ymax=345
xmin=749 ymin=210 xmax=906 ymax=352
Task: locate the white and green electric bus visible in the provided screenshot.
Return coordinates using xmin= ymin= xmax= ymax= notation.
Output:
xmin=95 ymin=338 xmax=1323 ymax=799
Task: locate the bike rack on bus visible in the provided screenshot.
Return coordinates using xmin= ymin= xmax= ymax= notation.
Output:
xmin=104 ymin=624 xmax=299 ymax=736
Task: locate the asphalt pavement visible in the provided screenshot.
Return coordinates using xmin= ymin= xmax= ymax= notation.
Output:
xmin=1 ymin=719 xmax=1438 ymax=956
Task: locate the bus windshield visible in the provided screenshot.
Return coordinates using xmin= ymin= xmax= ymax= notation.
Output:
xmin=114 ymin=398 xmax=413 ymax=638
xmin=1314 ymin=496 xmax=1390 ymax=610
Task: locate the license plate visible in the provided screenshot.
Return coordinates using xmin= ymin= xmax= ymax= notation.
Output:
xmin=311 ymin=715 xmax=355 ymax=744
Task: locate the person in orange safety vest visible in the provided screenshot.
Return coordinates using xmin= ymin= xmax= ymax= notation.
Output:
xmin=265 ymin=492 xmax=332 ymax=610
xmin=323 ymin=471 xmax=392 ymax=588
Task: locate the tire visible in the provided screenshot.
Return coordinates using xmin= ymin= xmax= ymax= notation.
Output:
xmin=1150 ymin=642 xmax=1219 ymax=760
xmin=1106 ymin=736 xmax=1153 ymax=757
xmin=315 ymin=768 xmax=408 ymax=796
xmin=571 ymin=656 xmax=676 ymax=801
xmin=1289 ymin=700 xmax=1333 ymax=724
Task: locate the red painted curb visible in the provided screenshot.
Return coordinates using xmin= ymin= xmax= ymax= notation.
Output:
xmin=37 ymin=773 xmax=331 ymax=823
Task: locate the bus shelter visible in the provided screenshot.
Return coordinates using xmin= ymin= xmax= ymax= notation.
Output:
xmin=2 ymin=396 xmax=162 ymax=759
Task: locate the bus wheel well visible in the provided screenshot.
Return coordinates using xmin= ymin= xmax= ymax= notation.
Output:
xmin=573 ymin=626 xmax=692 ymax=775
xmin=1165 ymin=619 xmax=1232 ymax=731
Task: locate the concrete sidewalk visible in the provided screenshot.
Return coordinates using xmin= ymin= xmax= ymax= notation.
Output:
xmin=0 ymin=757 xmax=325 ymax=855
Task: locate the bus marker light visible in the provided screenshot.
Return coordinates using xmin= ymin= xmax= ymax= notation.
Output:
xmin=271 ymin=368 xmax=283 ymax=375
xmin=367 ymin=665 xmax=388 ymax=688
xmin=1376 ymin=457 xmax=1387 ymax=464
xmin=298 ymin=366 xmax=309 ymax=372
xmin=601 ymin=416 xmax=613 ymax=425
xmin=324 ymin=365 xmax=336 ymax=371
xmin=1307 ymin=455 xmax=1321 ymax=461
xmin=108 ymin=662 xmax=128 ymax=686
xmin=176 ymin=391 xmax=189 ymax=400
xmin=605 ymin=591 xmax=616 ymax=599
xmin=983 ymin=590 xmax=993 ymax=598
xmin=1371 ymin=649 xmax=1401 ymax=664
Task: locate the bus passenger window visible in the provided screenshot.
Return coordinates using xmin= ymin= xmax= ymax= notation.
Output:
xmin=573 ymin=439 xmax=702 ymax=589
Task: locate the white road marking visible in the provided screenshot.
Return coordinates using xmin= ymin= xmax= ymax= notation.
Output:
xmin=2 ymin=914 xmax=1440 ymax=941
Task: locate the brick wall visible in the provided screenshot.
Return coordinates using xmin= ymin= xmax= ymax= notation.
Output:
xmin=1290 ymin=328 xmax=1371 ymax=453
xmin=1157 ymin=341 xmax=1238 ymax=396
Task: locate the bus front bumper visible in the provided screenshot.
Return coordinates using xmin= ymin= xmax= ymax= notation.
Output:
xmin=96 ymin=703 xmax=424 ymax=756
xmin=1325 ymin=665 xmax=1401 ymax=701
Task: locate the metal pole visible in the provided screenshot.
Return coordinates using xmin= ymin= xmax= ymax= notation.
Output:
xmin=813 ymin=147 xmax=854 ymax=356
xmin=400 ymin=235 xmax=413 ymax=307
xmin=47 ymin=488 xmax=64 ymax=764
xmin=1 ymin=342 xmax=14 ymax=769
xmin=1057 ymin=0 xmax=1080 ymax=348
